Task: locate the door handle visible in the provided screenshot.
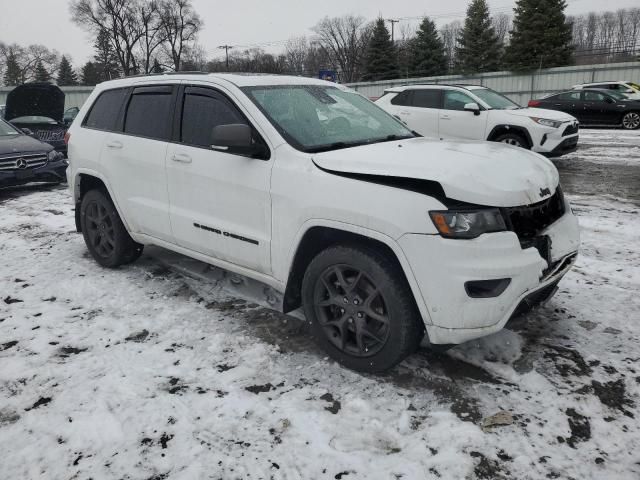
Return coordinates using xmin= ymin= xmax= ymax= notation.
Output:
xmin=171 ymin=153 xmax=192 ymax=164
xmin=440 ymin=115 xmax=451 ymax=120
xmin=106 ymin=140 xmax=123 ymax=149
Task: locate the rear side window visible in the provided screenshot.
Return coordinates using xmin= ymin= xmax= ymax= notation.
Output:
xmin=181 ymin=89 xmax=247 ymax=148
xmin=124 ymin=87 xmax=174 ymax=141
xmin=412 ymin=89 xmax=441 ymax=108
xmin=83 ymin=88 xmax=128 ymax=131
xmin=556 ymin=92 xmax=581 ymax=101
xmin=390 ymin=91 xmax=413 ymax=106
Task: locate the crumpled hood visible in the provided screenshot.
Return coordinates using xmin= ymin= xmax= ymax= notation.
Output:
xmin=312 ymin=137 xmax=560 ymax=207
xmin=5 ymin=83 xmax=65 ymax=123
xmin=0 ymin=134 xmax=52 ymax=155
xmin=497 ymin=107 xmax=576 ymax=122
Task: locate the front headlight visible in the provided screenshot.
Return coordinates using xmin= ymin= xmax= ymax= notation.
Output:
xmin=530 ymin=117 xmax=562 ymax=128
xmin=429 ymin=209 xmax=507 ymax=239
xmin=48 ymin=151 xmax=63 ymax=162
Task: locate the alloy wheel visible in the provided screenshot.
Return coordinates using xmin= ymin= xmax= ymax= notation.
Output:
xmin=622 ymin=112 xmax=640 ymax=130
xmin=85 ymin=201 xmax=116 ymax=259
xmin=500 ymin=137 xmax=523 ymax=147
xmin=313 ymin=264 xmax=390 ymax=357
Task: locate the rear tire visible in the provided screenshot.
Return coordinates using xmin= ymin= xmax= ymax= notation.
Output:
xmin=80 ymin=189 xmax=143 ymax=268
xmin=494 ymin=132 xmax=529 ymax=149
xmin=621 ymin=112 xmax=640 ymax=130
xmin=301 ymin=244 xmax=423 ymax=373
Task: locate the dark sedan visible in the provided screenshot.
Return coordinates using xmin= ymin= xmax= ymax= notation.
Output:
xmin=529 ymin=89 xmax=640 ymax=130
xmin=5 ymin=83 xmax=68 ymax=155
xmin=0 ymin=118 xmax=67 ymax=188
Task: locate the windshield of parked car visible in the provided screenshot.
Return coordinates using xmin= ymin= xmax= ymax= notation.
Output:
xmin=628 ymin=82 xmax=640 ymax=91
xmin=242 ymin=85 xmax=416 ymax=152
xmin=471 ymin=88 xmax=521 ymax=110
xmin=10 ymin=116 xmax=58 ymax=125
xmin=0 ymin=119 xmax=21 ymax=136
xmin=606 ymin=90 xmax=628 ymax=100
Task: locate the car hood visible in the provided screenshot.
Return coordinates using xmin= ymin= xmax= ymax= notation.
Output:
xmin=499 ymin=107 xmax=576 ymax=122
xmin=5 ymin=83 xmax=65 ymax=123
xmin=312 ymin=137 xmax=559 ymax=207
xmin=0 ymin=134 xmax=52 ymax=155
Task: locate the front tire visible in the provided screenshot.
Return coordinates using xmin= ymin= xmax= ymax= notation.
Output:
xmin=301 ymin=245 xmax=423 ymax=373
xmin=494 ymin=132 xmax=529 ymax=149
xmin=621 ymin=112 xmax=640 ymax=130
xmin=80 ymin=189 xmax=143 ymax=268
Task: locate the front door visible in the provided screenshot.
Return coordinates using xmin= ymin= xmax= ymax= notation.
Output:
xmin=438 ymin=89 xmax=488 ymax=140
xmin=166 ymin=85 xmax=273 ymax=274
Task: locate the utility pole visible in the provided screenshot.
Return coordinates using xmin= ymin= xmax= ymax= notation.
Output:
xmin=218 ymin=45 xmax=234 ymax=69
xmin=386 ymin=19 xmax=400 ymax=43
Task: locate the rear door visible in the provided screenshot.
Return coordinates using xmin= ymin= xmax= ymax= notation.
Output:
xmin=165 ymin=85 xmax=273 ymax=274
xmin=438 ymin=89 xmax=488 ymax=140
xmin=390 ymin=89 xmax=440 ymax=137
xmin=100 ymin=84 xmax=176 ymax=242
xmin=545 ymin=91 xmax=583 ymax=121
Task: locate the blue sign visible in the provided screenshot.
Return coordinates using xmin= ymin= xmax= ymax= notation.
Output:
xmin=319 ymin=70 xmax=338 ymax=82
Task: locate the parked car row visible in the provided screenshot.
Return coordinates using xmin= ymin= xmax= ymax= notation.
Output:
xmin=64 ymin=73 xmax=580 ymax=372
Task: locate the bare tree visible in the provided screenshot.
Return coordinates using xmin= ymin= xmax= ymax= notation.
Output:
xmin=158 ymin=0 xmax=202 ymax=71
xmin=138 ymin=1 xmax=165 ymax=74
xmin=70 ymin=0 xmax=144 ymax=76
xmin=492 ymin=13 xmax=511 ymax=46
xmin=312 ymin=15 xmax=371 ymax=82
xmin=284 ymin=36 xmax=308 ymax=76
xmin=0 ymin=42 xmax=59 ymax=84
xmin=440 ymin=20 xmax=462 ymax=71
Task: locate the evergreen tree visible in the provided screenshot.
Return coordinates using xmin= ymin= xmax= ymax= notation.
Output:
xmin=151 ymin=58 xmax=164 ymax=74
xmin=93 ymin=29 xmax=120 ymax=81
xmin=34 ymin=61 xmax=51 ymax=82
xmin=455 ymin=0 xmax=502 ymax=73
xmin=81 ymin=61 xmax=101 ymax=86
xmin=407 ymin=17 xmax=447 ymax=78
xmin=57 ymin=56 xmax=78 ymax=85
xmin=504 ymin=0 xmax=573 ymax=71
xmin=362 ymin=18 xmax=398 ymax=81
xmin=4 ymin=52 xmax=22 ymax=86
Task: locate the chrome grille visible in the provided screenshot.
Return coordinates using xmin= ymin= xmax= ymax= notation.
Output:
xmin=0 ymin=153 xmax=48 ymax=171
xmin=36 ymin=130 xmax=65 ymax=142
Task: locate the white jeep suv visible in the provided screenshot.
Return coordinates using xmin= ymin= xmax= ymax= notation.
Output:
xmin=376 ymin=84 xmax=579 ymax=157
xmin=66 ymin=74 xmax=580 ymax=372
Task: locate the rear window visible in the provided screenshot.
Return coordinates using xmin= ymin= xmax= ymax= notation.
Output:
xmin=123 ymin=87 xmax=173 ymax=141
xmin=411 ymin=89 xmax=441 ymax=108
xmin=83 ymin=88 xmax=128 ymax=131
xmin=556 ymin=92 xmax=581 ymax=101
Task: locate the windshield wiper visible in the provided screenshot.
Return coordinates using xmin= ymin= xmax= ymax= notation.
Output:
xmin=305 ymin=141 xmax=357 ymax=153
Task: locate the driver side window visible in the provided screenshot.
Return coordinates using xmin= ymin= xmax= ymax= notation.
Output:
xmin=584 ymin=91 xmax=607 ymax=102
xmin=443 ymin=90 xmax=475 ymax=111
xmin=180 ymin=88 xmax=247 ymax=148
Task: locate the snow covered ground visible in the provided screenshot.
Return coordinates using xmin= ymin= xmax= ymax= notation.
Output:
xmin=1 ymin=129 xmax=639 ymax=480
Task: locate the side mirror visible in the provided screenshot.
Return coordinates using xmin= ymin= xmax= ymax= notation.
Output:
xmin=211 ymin=123 xmax=268 ymax=159
xmin=21 ymin=128 xmax=34 ymax=136
xmin=464 ymin=102 xmax=481 ymax=115
xmin=625 ymin=89 xmax=634 ymax=94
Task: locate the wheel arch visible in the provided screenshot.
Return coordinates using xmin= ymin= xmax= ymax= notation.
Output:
xmin=281 ymin=223 xmax=432 ymax=327
xmin=487 ymin=124 xmax=533 ymax=148
xmin=73 ymin=170 xmax=129 ymax=233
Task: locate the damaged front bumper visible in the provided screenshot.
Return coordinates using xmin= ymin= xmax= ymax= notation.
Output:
xmin=398 ymin=200 xmax=580 ymax=345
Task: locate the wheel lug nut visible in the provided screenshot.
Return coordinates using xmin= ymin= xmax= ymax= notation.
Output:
xmin=348 ymin=317 xmax=353 ymax=323
xmin=343 ymin=297 xmax=349 ymax=303
xmin=357 ymin=312 xmax=363 ymax=318
xmin=353 ymin=299 xmax=359 ymax=305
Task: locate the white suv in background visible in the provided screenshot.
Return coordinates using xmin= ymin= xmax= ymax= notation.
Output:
xmin=376 ymin=84 xmax=579 ymax=157
xmin=66 ymin=74 xmax=580 ymax=372
xmin=572 ymin=80 xmax=640 ymax=100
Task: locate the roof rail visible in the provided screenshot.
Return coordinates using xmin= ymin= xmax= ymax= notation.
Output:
xmin=124 ymin=71 xmax=210 ymax=78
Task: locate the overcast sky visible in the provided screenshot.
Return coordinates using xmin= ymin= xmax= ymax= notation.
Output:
xmin=1 ymin=0 xmax=637 ymax=66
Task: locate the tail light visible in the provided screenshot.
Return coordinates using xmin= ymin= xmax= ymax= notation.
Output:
xmin=528 ymin=100 xmax=541 ymax=107
xmin=64 ymin=131 xmax=71 ymax=145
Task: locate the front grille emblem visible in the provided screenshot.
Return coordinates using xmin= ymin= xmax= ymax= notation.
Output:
xmin=16 ymin=158 xmax=27 ymax=169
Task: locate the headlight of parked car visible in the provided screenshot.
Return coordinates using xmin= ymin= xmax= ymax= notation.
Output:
xmin=530 ymin=117 xmax=563 ymax=128
xmin=429 ymin=209 xmax=507 ymax=239
xmin=48 ymin=151 xmax=63 ymax=162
